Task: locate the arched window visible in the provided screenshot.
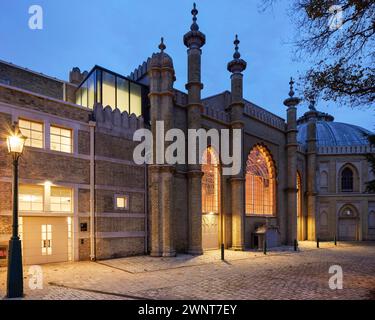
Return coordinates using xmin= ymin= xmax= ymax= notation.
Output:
xmin=297 ymin=172 xmax=302 ymax=218
xmin=368 ymin=211 xmax=375 ymax=229
xmin=320 ymin=211 xmax=328 ymax=227
xmin=202 ymin=147 xmax=220 ymax=214
xmin=320 ymin=171 xmax=328 ymax=187
xmin=341 ymin=167 xmax=354 ymax=192
xmin=245 ymin=146 xmax=276 ymax=215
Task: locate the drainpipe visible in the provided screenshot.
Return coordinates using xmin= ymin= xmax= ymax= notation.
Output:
xmin=89 ymin=120 xmax=96 ymax=261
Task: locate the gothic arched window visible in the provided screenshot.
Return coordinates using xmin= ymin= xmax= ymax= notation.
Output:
xmin=369 ymin=211 xmax=375 ymax=229
xmin=341 ymin=167 xmax=354 ymax=192
xmin=245 ymin=146 xmax=276 ymax=215
xmin=297 ymin=172 xmax=302 ymax=218
xmin=202 ymin=147 xmax=220 ymax=214
xmin=320 ymin=171 xmax=328 ymax=187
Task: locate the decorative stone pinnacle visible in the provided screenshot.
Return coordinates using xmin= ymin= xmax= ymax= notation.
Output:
xmin=289 ymin=77 xmax=295 ymax=98
xmin=159 ymin=37 xmax=166 ymax=52
xmin=309 ymin=99 xmax=317 ymax=111
xmin=191 ymin=3 xmax=199 ymax=31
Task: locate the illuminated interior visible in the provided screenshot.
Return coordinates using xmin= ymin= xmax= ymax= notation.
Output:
xmin=75 ymin=66 xmax=147 ymax=118
xmin=19 ymin=184 xmax=72 ymax=212
xmin=245 ymin=146 xmax=275 ymax=215
xmin=202 ymin=147 xmax=220 ymax=214
xmin=297 ymin=172 xmax=302 ymax=219
xmin=19 ymin=119 xmax=44 ymax=149
xmin=297 ymin=171 xmax=303 ymax=239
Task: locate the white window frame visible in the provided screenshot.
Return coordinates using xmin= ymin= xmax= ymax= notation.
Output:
xmin=19 ymin=118 xmax=45 ymax=149
xmin=50 ymin=124 xmax=73 ymax=154
xmin=114 ymin=194 xmax=129 ymax=210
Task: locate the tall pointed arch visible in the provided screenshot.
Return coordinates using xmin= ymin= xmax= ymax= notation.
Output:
xmin=245 ymin=145 xmax=276 ymax=216
xmin=202 ymin=146 xmax=220 ymax=214
xmin=297 ymin=171 xmax=303 ymax=240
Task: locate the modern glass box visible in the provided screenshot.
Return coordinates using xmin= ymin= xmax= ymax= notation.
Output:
xmin=75 ymin=66 xmax=149 ymax=119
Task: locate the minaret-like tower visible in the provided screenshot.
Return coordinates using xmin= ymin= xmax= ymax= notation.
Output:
xmin=184 ymin=3 xmax=206 ymax=255
xmin=148 ymin=38 xmax=176 ymax=257
xmin=306 ymin=100 xmax=318 ymax=241
xmin=283 ymin=78 xmax=300 ymax=245
xmin=227 ymin=35 xmax=247 ymax=250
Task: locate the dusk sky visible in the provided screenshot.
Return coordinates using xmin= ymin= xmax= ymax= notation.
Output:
xmin=0 ymin=0 xmax=373 ymax=130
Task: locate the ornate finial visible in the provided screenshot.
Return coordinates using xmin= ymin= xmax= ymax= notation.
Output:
xmin=283 ymin=77 xmax=300 ymax=107
xmin=309 ymin=99 xmax=317 ymax=111
xmin=289 ymin=77 xmax=295 ymax=98
xmin=191 ymin=3 xmax=199 ymax=31
xmin=158 ymin=37 xmax=166 ymax=52
xmin=233 ymin=34 xmax=241 ymax=59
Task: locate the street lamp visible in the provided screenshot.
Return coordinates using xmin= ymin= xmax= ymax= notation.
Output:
xmin=6 ymin=122 xmax=26 ymax=298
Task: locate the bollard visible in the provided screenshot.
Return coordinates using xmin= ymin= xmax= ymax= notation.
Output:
xmin=263 ymin=239 xmax=267 ymax=255
xmin=317 ymin=237 xmax=320 ymax=248
xmin=294 ymin=239 xmax=298 ymax=252
xmin=334 ymin=235 xmax=337 ymax=246
xmin=221 ymin=243 xmax=225 ymax=261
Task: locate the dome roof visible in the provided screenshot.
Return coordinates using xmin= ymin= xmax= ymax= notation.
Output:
xmin=297 ymin=110 xmax=371 ymax=147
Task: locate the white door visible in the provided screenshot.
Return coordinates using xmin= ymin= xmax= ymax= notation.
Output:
xmin=22 ymin=217 xmax=69 ymax=265
xmin=338 ymin=219 xmax=357 ymax=241
xmin=202 ymin=214 xmax=219 ymax=250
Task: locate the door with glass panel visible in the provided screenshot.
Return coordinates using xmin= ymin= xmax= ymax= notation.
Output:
xmin=22 ymin=217 xmax=69 ymax=265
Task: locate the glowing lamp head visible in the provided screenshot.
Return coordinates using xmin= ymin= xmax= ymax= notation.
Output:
xmin=7 ymin=124 xmax=27 ymax=155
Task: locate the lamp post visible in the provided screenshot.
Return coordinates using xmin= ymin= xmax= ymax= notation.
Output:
xmin=6 ymin=123 xmax=26 ymax=298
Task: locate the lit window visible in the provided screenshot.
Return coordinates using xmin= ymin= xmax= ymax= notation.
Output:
xmin=130 ymin=82 xmax=142 ymax=116
xmin=19 ymin=119 xmax=44 ymax=149
xmin=50 ymin=187 xmax=72 ymax=212
xmin=41 ymin=224 xmax=52 ymax=256
xmin=202 ymin=147 xmax=220 ymax=214
xmin=19 ymin=185 xmax=44 ymax=211
xmin=115 ymin=195 xmax=129 ymax=209
xmin=117 ymin=77 xmax=129 ymax=113
xmin=102 ymin=71 xmax=116 ymax=108
xmin=50 ymin=126 xmax=72 ymax=153
xmin=297 ymin=172 xmax=302 ymax=218
xmin=245 ymin=146 xmax=276 ymax=215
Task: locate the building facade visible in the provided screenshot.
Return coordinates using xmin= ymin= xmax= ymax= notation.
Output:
xmin=0 ymin=5 xmax=374 ymax=265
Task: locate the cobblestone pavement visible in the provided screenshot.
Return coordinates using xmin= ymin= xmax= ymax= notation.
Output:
xmin=1 ymin=242 xmax=374 ymax=300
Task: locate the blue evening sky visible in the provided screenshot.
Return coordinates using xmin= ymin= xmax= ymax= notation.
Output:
xmin=0 ymin=0 xmax=373 ymax=130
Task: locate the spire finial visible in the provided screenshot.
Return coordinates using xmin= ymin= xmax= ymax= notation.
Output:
xmin=289 ymin=77 xmax=295 ymax=98
xmin=283 ymin=77 xmax=300 ymax=107
xmin=159 ymin=37 xmax=166 ymax=52
xmin=309 ymin=99 xmax=317 ymax=111
xmin=190 ymin=3 xmax=199 ymax=31
xmin=233 ymin=34 xmax=241 ymax=59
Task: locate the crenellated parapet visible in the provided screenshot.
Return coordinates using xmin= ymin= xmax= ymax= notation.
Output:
xmin=128 ymin=58 xmax=151 ymax=84
xmin=92 ymin=103 xmax=144 ymax=138
xmin=244 ymin=102 xmax=286 ymax=130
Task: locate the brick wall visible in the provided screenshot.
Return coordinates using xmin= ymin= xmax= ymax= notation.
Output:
xmin=96 ymin=238 xmax=144 ymax=259
xmin=0 ymin=62 xmax=64 ymax=100
xmin=0 ymin=85 xmax=90 ymax=122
